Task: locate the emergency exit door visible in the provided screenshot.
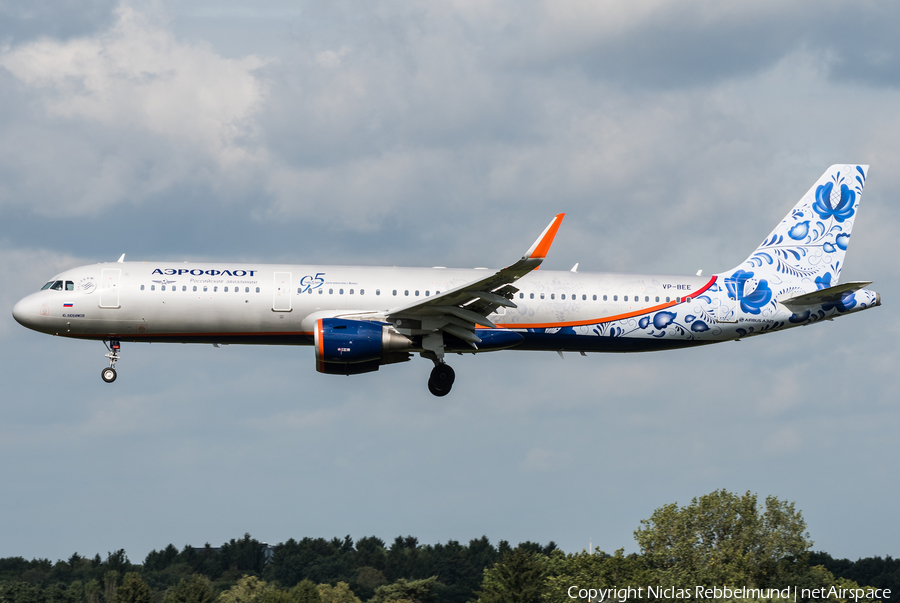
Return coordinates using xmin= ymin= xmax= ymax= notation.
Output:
xmin=273 ymin=272 xmax=292 ymax=311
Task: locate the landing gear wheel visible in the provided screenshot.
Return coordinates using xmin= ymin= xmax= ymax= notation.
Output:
xmin=428 ymin=379 xmax=450 ymax=397
xmin=427 ymin=364 xmax=455 ymax=396
xmin=101 ymin=367 xmax=117 ymax=383
xmin=102 ymin=340 xmax=121 ymax=383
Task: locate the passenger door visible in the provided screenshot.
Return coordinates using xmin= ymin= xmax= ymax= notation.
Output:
xmin=99 ymin=269 xmax=121 ymax=308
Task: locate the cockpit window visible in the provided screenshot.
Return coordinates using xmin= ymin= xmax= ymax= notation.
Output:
xmin=65 ymin=281 xmax=74 ymax=291
xmin=41 ymin=282 xmax=54 ymax=290
xmin=46 ymin=280 xmax=64 ymax=291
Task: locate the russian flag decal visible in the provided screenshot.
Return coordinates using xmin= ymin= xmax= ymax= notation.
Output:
xmin=63 ymin=303 xmax=73 ymax=307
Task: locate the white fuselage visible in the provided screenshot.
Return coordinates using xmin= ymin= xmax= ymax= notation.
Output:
xmin=13 ymin=260 xmax=879 ymax=356
xmin=13 ymin=262 xmax=715 ymax=347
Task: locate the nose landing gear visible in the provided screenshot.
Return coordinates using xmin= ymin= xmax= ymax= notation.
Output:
xmin=101 ymin=340 xmax=120 ymax=383
xmin=428 ymin=363 xmax=455 ymax=397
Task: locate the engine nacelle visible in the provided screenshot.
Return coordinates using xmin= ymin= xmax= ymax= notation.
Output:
xmin=314 ymin=318 xmax=412 ymax=375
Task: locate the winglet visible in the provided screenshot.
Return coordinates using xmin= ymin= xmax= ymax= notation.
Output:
xmin=523 ymin=213 xmax=565 ymax=261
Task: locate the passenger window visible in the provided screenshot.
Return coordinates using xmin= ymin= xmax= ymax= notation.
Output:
xmin=151 ymin=285 xmax=156 ymax=291
xmin=297 ymin=288 xmax=301 ymax=294
xmin=425 ymin=291 xmax=430 ymax=297
xmin=329 ymin=288 xmax=333 ymax=294
xmin=360 ymin=289 xmax=365 ymax=295
xmin=582 ymin=294 xmax=587 ymax=301
xmin=224 ymin=287 xmax=228 ymax=292
xmin=350 ymin=289 xmax=354 ymax=295
xmin=256 ymin=287 xmax=260 ymax=293
xmin=141 ymin=285 xmax=145 ymax=291
xmin=214 ymin=286 xmax=218 ymax=292
xmin=161 ymin=285 xmax=166 ymax=291
xmin=613 ymin=295 xmax=618 ymax=301
xmin=519 ymin=293 xmax=524 ymax=299
xmin=436 ymin=291 xmax=440 ymax=294
xmin=415 ymin=290 xmax=419 ymax=296
xmin=339 ymin=289 xmax=344 ymax=294
xmin=645 ymin=296 xmax=649 ymax=302
xmin=530 ymin=293 xmax=534 ymax=299
xmin=183 ymin=286 xmax=187 ymax=291
xmin=65 ymin=281 xmax=74 ymax=291
xmin=203 ymin=286 xmax=208 ymax=292
xmin=686 ymin=296 xmax=692 ymax=302
xmin=318 ymin=289 xmax=322 ymax=294
xmin=405 ymin=290 xmax=409 ymax=296
xmin=235 ymin=287 xmax=239 ymax=293
xmin=551 ymin=294 xmax=555 ymax=300
xmin=655 ymin=296 xmax=659 ymax=302
xmin=393 ymin=290 xmax=397 ymax=296
xmin=666 ymin=297 xmax=670 ymax=302
xmin=624 ymin=295 xmax=628 ymax=301
xmin=561 ymin=294 xmax=565 ymax=300
xmin=540 ymin=293 xmax=545 ymax=299
xmin=376 ymin=289 xmax=381 ymax=295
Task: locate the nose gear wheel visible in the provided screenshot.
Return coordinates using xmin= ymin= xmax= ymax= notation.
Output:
xmin=102 ymin=340 xmax=121 ymax=383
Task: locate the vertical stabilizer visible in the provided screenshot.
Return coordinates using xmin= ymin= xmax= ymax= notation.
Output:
xmin=721 ymin=165 xmax=868 ymax=306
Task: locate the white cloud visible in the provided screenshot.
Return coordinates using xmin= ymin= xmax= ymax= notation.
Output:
xmin=0 ymin=2 xmax=267 ymax=214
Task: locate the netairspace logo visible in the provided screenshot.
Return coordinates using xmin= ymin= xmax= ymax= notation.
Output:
xmin=566 ymin=585 xmax=892 ymax=602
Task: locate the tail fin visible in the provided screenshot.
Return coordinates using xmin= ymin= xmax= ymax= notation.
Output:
xmin=724 ymin=164 xmax=868 ymax=301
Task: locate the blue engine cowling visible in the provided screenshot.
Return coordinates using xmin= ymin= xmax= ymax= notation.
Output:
xmin=314 ymin=318 xmax=412 ymax=375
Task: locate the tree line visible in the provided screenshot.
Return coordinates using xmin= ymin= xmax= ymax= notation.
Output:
xmin=0 ymin=490 xmax=895 ymax=603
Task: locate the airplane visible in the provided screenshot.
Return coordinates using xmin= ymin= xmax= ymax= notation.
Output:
xmin=12 ymin=165 xmax=880 ymax=396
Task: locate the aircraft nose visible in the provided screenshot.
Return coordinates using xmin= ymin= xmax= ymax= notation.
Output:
xmin=12 ymin=295 xmax=36 ymax=328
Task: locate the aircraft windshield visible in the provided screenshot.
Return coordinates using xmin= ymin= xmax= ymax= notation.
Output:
xmin=41 ymin=280 xmax=64 ymax=291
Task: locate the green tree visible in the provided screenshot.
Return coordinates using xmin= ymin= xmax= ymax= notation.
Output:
xmin=369 ymin=577 xmax=438 ymax=603
xmin=634 ymin=489 xmax=812 ymax=589
xmin=315 ymin=583 xmax=360 ymax=603
xmin=163 ymin=575 xmax=215 ymax=603
xmin=0 ymin=582 xmax=46 ymax=603
xmin=66 ymin=581 xmax=85 ymax=603
xmin=116 ymin=574 xmax=150 ymax=603
xmin=286 ymin=581 xmax=320 ymax=603
xmin=473 ymin=549 xmax=547 ymax=603
xmin=84 ymin=580 xmax=101 ymax=603
xmin=103 ymin=571 xmax=119 ymax=603
xmin=218 ymin=577 xmax=280 ymax=603
xmin=543 ymin=549 xmax=651 ymax=602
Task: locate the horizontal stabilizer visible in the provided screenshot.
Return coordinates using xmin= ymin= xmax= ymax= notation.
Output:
xmin=780 ymin=281 xmax=872 ymax=306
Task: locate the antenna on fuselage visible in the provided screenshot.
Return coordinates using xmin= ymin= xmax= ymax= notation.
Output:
xmin=117 ymin=254 xmax=125 ymax=263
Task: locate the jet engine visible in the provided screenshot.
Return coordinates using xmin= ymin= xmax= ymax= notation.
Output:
xmin=314 ymin=318 xmax=413 ymax=375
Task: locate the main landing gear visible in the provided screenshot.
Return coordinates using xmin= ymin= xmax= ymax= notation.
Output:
xmin=428 ymin=363 xmax=455 ymax=397
xmin=101 ymin=339 xmax=120 ymax=383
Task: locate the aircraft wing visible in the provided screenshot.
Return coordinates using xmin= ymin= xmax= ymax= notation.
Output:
xmin=384 ymin=214 xmax=564 ymax=345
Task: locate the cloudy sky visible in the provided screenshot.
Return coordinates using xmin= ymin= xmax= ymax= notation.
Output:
xmin=2 ymin=0 xmax=899 ymax=564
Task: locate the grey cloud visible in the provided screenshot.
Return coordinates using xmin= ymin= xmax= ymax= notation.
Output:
xmin=0 ymin=0 xmax=118 ymax=45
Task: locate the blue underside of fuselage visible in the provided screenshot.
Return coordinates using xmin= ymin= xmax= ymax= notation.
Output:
xmin=510 ymin=332 xmax=711 ymax=353
xmin=68 ymin=330 xmax=712 ymax=352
